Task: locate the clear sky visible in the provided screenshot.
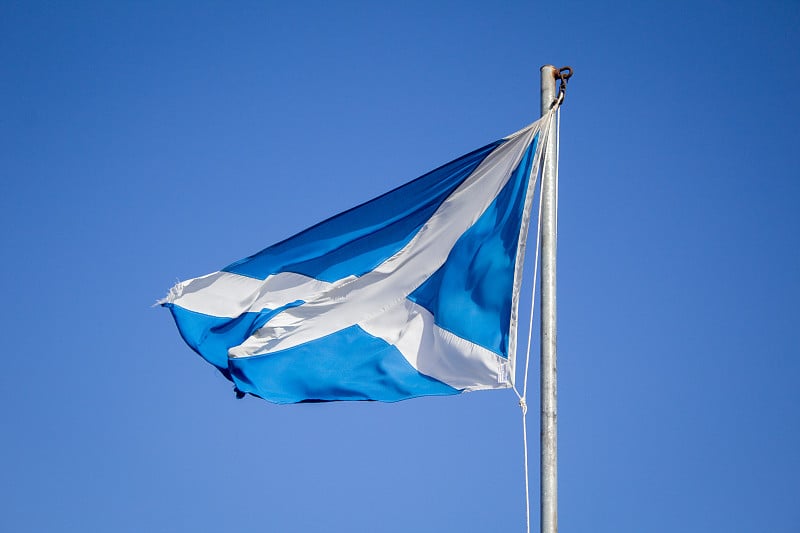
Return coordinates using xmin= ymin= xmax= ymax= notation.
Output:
xmin=2 ymin=1 xmax=798 ymax=532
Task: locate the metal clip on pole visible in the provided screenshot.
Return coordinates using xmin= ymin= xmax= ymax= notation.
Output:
xmin=552 ymin=66 xmax=573 ymax=108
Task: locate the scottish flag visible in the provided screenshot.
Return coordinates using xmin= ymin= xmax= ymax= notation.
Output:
xmin=161 ymin=113 xmax=553 ymax=403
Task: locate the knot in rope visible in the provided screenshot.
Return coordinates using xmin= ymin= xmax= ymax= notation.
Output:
xmin=518 ymin=397 xmax=528 ymax=416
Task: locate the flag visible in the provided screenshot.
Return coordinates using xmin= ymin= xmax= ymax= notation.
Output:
xmin=161 ymin=112 xmax=553 ymax=403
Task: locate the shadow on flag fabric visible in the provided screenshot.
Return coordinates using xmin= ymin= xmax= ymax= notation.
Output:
xmin=161 ymin=112 xmax=554 ymax=404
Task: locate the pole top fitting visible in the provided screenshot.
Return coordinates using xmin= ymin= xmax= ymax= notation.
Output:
xmin=553 ymin=66 xmax=573 ymax=107
xmin=555 ymin=66 xmax=572 ymax=80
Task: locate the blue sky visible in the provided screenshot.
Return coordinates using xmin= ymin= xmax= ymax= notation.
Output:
xmin=1 ymin=1 xmax=798 ymax=531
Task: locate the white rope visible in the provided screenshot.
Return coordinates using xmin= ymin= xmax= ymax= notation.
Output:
xmin=512 ymin=103 xmax=563 ymax=533
xmin=555 ymin=106 xmax=560 ymax=237
xmin=513 ymin=111 xmax=551 ymax=403
xmin=522 ymin=173 xmax=544 ymax=401
xmin=511 ymin=174 xmax=541 ymax=533
xmin=511 ymin=110 xmax=551 ymax=533
xmin=519 ymin=396 xmax=530 ymax=533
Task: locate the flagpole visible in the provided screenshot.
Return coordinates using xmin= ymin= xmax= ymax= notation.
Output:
xmin=539 ymin=64 xmax=559 ymax=533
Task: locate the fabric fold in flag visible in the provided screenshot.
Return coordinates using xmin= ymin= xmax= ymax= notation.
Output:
xmin=161 ymin=111 xmax=554 ymax=404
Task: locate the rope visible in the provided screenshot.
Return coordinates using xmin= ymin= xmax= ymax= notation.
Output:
xmin=513 ymin=111 xmax=549 ymax=533
xmin=519 ymin=396 xmax=530 ymax=533
xmin=522 ymin=144 xmax=545 ymax=401
xmin=515 ymin=84 xmax=566 ymax=532
xmin=555 ymin=106 xmax=560 ymax=240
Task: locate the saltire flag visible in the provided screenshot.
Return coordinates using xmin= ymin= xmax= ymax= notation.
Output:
xmin=161 ymin=111 xmax=554 ymax=404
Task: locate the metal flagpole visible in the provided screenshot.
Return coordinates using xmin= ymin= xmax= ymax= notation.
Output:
xmin=539 ymin=64 xmax=559 ymax=533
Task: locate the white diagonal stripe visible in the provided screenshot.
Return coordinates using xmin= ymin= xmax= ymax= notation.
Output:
xmin=162 ymin=270 xmax=341 ymax=318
